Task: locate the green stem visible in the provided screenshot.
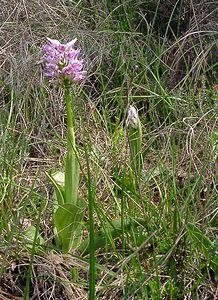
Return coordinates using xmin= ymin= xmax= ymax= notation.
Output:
xmin=129 ymin=116 xmax=142 ymax=177
xmin=64 ymin=82 xmax=73 ymax=130
xmin=63 ymin=82 xmax=79 ymax=205
xmin=64 ymin=83 xmax=75 ymax=148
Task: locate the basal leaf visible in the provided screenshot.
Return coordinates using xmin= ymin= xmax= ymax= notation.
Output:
xmin=52 ymin=171 xmax=65 ymax=187
xmin=54 ymin=199 xmax=86 ymax=253
xmin=78 ymin=218 xmax=146 ymax=255
xmin=23 ymin=225 xmax=44 ymax=254
xmin=65 ymin=150 xmax=80 ymax=205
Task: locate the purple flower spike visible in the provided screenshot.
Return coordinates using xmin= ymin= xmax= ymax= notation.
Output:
xmin=43 ymin=37 xmax=85 ymax=83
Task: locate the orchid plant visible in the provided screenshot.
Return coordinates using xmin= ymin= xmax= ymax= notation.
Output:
xmin=126 ymin=105 xmax=143 ymax=176
xmin=43 ymin=37 xmax=86 ymax=253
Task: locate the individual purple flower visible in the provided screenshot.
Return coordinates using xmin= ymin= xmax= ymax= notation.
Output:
xmin=43 ymin=37 xmax=85 ymax=83
xmin=127 ymin=105 xmax=138 ymax=128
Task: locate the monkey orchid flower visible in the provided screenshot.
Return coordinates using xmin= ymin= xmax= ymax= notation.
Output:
xmin=43 ymin=37 xmax=85 ymax=83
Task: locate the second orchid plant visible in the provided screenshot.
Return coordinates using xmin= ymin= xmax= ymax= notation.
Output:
xmin=126 ymin=105 xmax=142 ymax=176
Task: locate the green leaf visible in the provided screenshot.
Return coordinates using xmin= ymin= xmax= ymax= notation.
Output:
xmin=52 ymin=170 xmax=65 ymax=186
xmin=23 ymin=225 xmax=44 ymax=254
xmin=187 ymin=223 xmax=218 ymax=279
xmin=211 ymin=254 xmax=218 ymax=282
xmin=65 ymin=146 xmax=80 ymax=205
xmin=54 ymin=199 xmax=86 ymax=253
xmin=46 ymin=171 xmax=65 ymax=207
xmin=78 ymin=218 xmax=146 ymax=255
xmin=187 ymin=223 xmax=214 ymax=260
xmin=128 ymin=115 xmax=142 ymax=176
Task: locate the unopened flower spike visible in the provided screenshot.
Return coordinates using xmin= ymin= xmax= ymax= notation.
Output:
xmin=127 ymin=105 xmax=138 ymax=128
xmin=127 ymin=105 xmax=142 ymax=176
xmin=43 ymin=37 xmax=86 ymax=83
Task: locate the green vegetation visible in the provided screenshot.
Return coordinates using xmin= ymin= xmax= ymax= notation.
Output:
xmin=0 ymin=1 xmax=217 ymax=299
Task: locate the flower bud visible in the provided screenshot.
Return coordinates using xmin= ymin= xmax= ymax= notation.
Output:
xmin=127 ymin=105 xmax=138 ymax=128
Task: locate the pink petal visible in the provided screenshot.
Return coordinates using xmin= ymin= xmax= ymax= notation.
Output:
xmin=66 ymin=38 xmax=77 ymax=50
xmin=47 ymin=37 xmax=60 ymax=47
